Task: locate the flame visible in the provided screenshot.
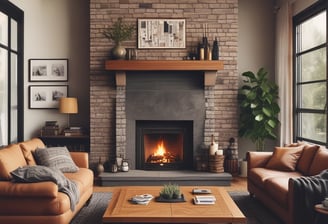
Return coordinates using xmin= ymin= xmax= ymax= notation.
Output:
xmin=153 ymin=140 xmax=166 ymax=156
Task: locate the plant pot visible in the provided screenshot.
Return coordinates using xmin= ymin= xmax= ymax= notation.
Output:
xmin=111 ymin=43 xmax=126 ymax=60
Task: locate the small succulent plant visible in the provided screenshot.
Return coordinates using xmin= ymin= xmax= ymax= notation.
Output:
xmin=159 ymin=183 xmax=181 ymax=199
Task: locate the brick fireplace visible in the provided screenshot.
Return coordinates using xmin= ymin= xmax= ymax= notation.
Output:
xmin=89 ymin=0 xmax=239 ymax=170
xmin=105 ymin=60 xmax=223 ymax=170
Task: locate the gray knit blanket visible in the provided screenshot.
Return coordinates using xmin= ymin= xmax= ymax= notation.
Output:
xmin=11 ymin=165 xmax=79 ymax=211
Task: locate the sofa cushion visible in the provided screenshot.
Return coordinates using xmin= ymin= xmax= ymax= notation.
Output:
xmin=308 ymin=147 xmax=328 ymax=176
xmin=265 ymin=146 xmax=304 ymax=171
xmin=264 ymin=177 xmax=289 ymax=207
xmin=296 ymin=144 xmax=320 ymax=175
xmin=0 ymin=144 xmax=27 ymax=180
xmin=33 ymin=147 xmax=79 ymax=173
xmin=64 ymin=168 xmax=94 ymax=195
xmin=20 ymin=138 xmax=46 ymax=165
xmin=249 ymin=167 xmax=301 ymax=187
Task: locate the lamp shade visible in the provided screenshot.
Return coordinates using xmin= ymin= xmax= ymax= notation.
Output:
xmin=59 ymin=97 xmax=78 ymax=114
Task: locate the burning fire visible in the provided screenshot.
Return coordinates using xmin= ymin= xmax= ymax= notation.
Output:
xmin=146 ymin=139 xmax=180 ymax=164
xmin=153 ymin=140 xmax=166 ymax=156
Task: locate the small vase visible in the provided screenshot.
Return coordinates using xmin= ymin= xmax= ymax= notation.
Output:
xmin=111 ymin=43 xmax=126 ymax=60
xmin=96 ymin=157 xmax=104 ymax=175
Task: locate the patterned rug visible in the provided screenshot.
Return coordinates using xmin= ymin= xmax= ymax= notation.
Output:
xmin=71 ymin=191 xmax=284 ymax=224
xmin=70 ymin=192 xmax=112 ymax=224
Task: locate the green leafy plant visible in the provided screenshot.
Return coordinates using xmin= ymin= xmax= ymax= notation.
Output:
xmin=103 ymin=17 xmax=135 ymax=44
xmin=238 ymin=68 xmax=280 ymax=151
xmin=159 ymin=183 xmax=181 ymax=199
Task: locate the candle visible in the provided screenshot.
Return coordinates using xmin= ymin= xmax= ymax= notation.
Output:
xmin=209 ymin=143 xmax=218 ymax=155
xmin=216 ymin=149 xmax=223 ymax=155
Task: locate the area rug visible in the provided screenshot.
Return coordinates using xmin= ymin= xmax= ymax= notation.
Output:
xmin=229 ymin=191 xmax=284 ymax=224
xmin=70 ymin=192 xmax=112 ymax=224
xmin=71 ymin=191 xmax=284 ymax=224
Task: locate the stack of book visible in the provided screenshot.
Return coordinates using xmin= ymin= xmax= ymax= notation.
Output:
xmin=40 ymin=121 xmax=59 ymax=136
xmin=193 ymin=195 xmax=216 ymax=205
xmin=63 ymin=127 xmax=84 ymax=136
xmin=130 ymin=194 xmax=153 ymax=205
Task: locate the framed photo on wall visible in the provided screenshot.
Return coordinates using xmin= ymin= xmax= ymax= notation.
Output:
xmin=29 ymin=85 xmax=68 ymax=109
xmin=29 ymin=59 xmax=68 ymax=82
xmin=138 ymin=19 xmax=186 ymax=49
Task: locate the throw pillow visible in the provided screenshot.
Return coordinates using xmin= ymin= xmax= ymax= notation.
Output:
xmin=296 ymin=144 xmax=320 ymax=175
xmin=19 ymin=138 xmax=46 ymax=165
xmin=265 ymin=146 xmax=304 ymax=171
xmin=0 ymin=144 xmax=27 ymax=180
xmin=33 ymin=146 xmax=79 ymax=173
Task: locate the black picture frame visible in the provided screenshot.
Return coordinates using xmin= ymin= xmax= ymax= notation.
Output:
xmin=29 ymin=59 xmax=68 ymax=82
xmin=29 ymin=85 xmax=68 ymax=109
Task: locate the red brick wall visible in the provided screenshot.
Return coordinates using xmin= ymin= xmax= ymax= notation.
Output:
xmin=89 ymin=0 xmax=238 ymax=169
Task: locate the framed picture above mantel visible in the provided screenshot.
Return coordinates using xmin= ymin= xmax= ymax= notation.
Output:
xmin=29 ymin=59 xmax=68 ymax=82
xmin=137 ymin=19 xmax=186 ymax=49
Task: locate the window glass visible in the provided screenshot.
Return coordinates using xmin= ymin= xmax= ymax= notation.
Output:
xmin=0 ymin=48 xmax=8 ymax=146
xmin=294 ymin=2 xmax=327 ymax=145
xmin=300 ymin=113 xmax=326 ymax=142
xmin=299 ymin=11 xmax=326 ymax=52
xmin=0 ymin=12 xmax=8 ymax=46
xmin=10 ymin=53 xmax=17 ymax=143
xmin=11 ymin=19 xmax=17 ymax=51
xmin=299 ymin=82 xmax=326 ymax=109
xmin=298 ymin=48 xmax=326 ymax=82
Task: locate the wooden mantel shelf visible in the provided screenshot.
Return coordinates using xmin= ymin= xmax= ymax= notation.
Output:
xmin=105 ymin=60 xmax=224 ymax=86
xmin=105 ymin=60 xmax=224 ymax=71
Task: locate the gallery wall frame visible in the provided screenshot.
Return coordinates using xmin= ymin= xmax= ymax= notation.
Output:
xmin=29 ymin=85 xmax=68 ymax=109
xmin=138 ymin=19 xmax=186 ymax=49
xmin=29 ymin=59 xmax=68 ymax=82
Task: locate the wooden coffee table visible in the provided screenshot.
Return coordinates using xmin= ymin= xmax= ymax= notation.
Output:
xmin=102 ymin=186 xmax=246 ymax=223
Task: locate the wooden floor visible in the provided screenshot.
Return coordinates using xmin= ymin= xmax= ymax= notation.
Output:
xmin=93 ymin=176 xmax=247 ymax=192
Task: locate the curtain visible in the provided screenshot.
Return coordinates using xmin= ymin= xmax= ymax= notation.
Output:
xmin=275 ymin=2 xmax=293 ymax=146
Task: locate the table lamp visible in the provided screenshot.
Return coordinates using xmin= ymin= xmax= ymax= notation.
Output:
xmin=59 ymin=97 xmax=78 ymax=128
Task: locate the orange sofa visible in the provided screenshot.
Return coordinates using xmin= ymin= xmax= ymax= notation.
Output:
xmin=247 ymin=143 xmax=328 ymax=224
xmin=0 ymin=138 xmax=94 ymax=224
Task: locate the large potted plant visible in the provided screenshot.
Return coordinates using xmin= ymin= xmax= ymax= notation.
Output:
xmin=238 ymin=68 xmax=280 ymax=151
xmin=103 ymin=17 xmax=135 ymax=59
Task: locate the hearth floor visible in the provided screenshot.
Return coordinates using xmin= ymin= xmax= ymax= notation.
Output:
xmin=99 ymin=170 xmax=232 ymax=186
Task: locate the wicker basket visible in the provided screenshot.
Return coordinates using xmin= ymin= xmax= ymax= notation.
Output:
xmin=208 ymin=155 xmax=224 ymax=173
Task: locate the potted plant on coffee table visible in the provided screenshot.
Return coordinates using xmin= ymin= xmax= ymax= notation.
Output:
xmin=238 ymin=68 xmax=280 ymax=151
xmin=103 ymin=17 xmax=135 ymax=59
xmin=156 ymin=183 xmax=185 ymax=202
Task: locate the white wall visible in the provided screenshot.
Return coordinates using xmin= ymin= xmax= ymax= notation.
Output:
xmin=237 ymin=0 xmax=320 ymax=158
xmin=9 ymin=0 xmax=89 ymax=140
xmin=237 ymin=0 xmax=276 ymax=158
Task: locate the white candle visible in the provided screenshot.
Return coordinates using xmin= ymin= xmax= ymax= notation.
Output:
xmin=216 ymin=150 xmax=223 ymax=155
xmin=209 ymin=143 xmax=218 ymax=155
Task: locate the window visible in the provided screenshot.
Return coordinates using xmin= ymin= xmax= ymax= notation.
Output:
xmin=293 ymin=1 xmax=328 ymax=145
xmin=0 ymin=2 xmax=23 ymax=146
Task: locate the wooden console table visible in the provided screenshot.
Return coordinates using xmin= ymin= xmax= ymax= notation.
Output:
xmin=38 ymin=135 xmax=90 ymax=152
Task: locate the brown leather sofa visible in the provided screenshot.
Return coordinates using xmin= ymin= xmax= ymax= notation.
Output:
xmin=247 ymin=143 xmax=328 ymax=224
xmin=0 ymin=138 xmax=94 ymax=224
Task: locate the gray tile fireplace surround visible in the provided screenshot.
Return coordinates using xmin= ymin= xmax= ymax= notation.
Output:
xmin=98 ymin=170 xmax=232 ymax=186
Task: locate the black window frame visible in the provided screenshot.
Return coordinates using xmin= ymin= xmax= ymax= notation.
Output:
xmin=0 ymin=1 xmax=24 ymax=145
xmin=293 ymin=0 xmax=328 ymax=145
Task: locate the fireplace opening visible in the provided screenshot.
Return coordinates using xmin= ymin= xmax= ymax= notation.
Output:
xmin=136 ymin=120 xmax=193 ymax=170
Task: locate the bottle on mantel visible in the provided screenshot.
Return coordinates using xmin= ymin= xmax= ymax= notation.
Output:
xmin=212 ymin=37 xmax=219 ymax=60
